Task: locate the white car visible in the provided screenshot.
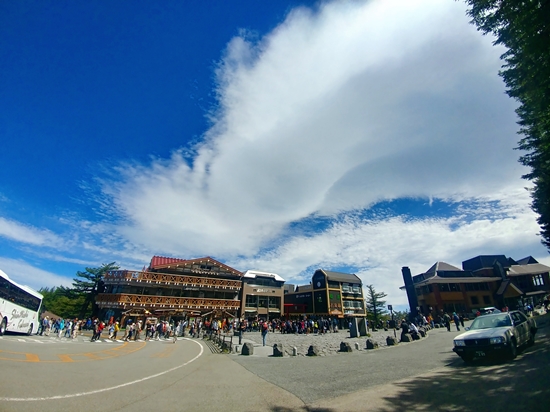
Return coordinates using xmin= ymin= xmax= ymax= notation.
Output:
xmin=452 ymin=311 xmax=536 ymax=363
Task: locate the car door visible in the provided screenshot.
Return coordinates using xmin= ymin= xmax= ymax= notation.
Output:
xmin=511 ymin=312 xmax=528 ymax=345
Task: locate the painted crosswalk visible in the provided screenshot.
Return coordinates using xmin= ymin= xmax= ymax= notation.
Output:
xmin=0 ymin=336 xmax=125 ymax=344
xmin=0 ymin=335 xmax=182 ymax=344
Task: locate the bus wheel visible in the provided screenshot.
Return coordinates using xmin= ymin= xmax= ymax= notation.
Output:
xmin=27 ymin=324 xmax=33 ymax=336
xmin=0 ymin=318 xmax=6 ymax=336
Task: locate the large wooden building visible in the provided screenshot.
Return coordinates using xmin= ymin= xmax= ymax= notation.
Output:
xmin=403 ymin=255 xmax=550 ymax=316
xmin=96 ymin=256 xmax=243 ymax=322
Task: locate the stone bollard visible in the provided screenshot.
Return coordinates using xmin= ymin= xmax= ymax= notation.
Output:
xmin=292 ymin=346 xmax=297 ymax=356
xmin=307 ymin=345 xmax=319 ymax=356
xmin=272 ymin=343 xmax=284 ymax=357
xmin=241 ymin=342 xmax=254 ymax=355
xmin=354 ymin=342 xmax=360 ymax=350
xmin=339 ymin=342 xmax=353 ymax=352
xmin=400 ymin=333 xmax=413 ymax=343
xmin=366 ymin=338 xmax=379 ymax=349
xmin=419 ymin=328 xmax=426 ymax=337
xmin=386 ymin=336 xmax=397 ymax=346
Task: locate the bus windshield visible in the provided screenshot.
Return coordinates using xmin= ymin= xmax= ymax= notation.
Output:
xmin=0 ymin=269 xmax=43 ymax=335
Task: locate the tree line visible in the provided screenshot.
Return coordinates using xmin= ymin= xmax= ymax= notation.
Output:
xmin=39 ymin=262 xmax=118 ymax=319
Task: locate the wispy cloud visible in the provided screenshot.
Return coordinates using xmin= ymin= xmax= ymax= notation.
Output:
xmin=0 ymin=217 xmax=64 ymax=247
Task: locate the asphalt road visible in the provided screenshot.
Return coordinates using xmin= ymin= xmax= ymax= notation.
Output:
xmin=0 ymin=315 xmax=548 ymax=412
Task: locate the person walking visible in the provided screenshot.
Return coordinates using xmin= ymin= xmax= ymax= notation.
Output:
xmin=453 ymin=312 xmax=461 ymax=331
xmin=444 ymin=313 xmax=451 ymax=332
xmin=261 ymin=319 xmax=269 ymax=346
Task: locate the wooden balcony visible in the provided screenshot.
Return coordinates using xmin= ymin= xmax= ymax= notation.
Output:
xmin=104 ymin=270 xmax=242 ymax=291
xmin=96 ymin=293 xmax=241 ymax=311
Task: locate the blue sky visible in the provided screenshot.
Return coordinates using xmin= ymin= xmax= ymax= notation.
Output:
xmin=1 ymin=0 xmax=548 ymax=309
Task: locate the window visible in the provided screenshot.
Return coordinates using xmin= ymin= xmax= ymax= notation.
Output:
xmin=439 ymin=284 xmax=450 ymax=292
xmin=470 ymin=296 xmax=479 ymax=305
xmin=533 ymin=274 xmax=545 ymax=286
xmin=258 ymin=296 xmax=268 ymax=308
xmin=449 ymin=283 xmax=460 ymax=292
xmin=245 ymin=295 xmax=258 ymax=307
xmin=0 ymin=277 xmax=41 ymax=312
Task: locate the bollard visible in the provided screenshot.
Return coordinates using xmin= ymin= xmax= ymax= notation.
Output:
xmin=354 ymin=342 xmax=360 ymax=350
xmin=292 ymin=346 xmax=297 ymax=356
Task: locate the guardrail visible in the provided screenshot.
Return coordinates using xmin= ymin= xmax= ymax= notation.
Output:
xmin=203 ymin=331 xmax=234 ymax=353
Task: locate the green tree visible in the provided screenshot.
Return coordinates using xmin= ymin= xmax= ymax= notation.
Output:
xmin=72 ymin=262 xmax=119 ymax=318
xmin=39 ymin=286 xmax=84 ymax=318
xmin=365 ymin=284 xmax=387 ymax=328
xmin=464 ymin=1 xmax=550 ymax=247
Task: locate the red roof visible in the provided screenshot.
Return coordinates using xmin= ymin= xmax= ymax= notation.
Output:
xmin=149 ymin=256 xmax=187 ymax=269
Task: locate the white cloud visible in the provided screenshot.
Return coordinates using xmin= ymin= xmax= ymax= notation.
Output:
xmin=0 ymin=257 xmax=72 ymax=291
xmin=98 ymin=0 xmax=527 ymax=263
xmin=0 ymin=217 xmax=64 ymax=248
xmin=227 ymin=188 xmax=547 ymax=306
xmin=3 ymin=0 xmax=544 ymax=305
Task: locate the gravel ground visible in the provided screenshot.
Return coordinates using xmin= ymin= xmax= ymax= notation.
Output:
xmin=239 ymin=327 xmax=404 ymax=356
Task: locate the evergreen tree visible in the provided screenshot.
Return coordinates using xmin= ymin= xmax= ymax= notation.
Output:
xmin=365 ymin=284 xmax=387 ymax=328
xmin=464 ymin=1 xmax=550 ymax=248
xmin=72 ymin=262 xmax=119 ymax=318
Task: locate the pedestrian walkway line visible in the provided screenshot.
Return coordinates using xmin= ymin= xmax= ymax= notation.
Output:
xmin=0 ymin=338 xmax=204 ymax=402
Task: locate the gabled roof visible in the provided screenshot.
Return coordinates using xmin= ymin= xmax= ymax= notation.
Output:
xmin=148 ymin=256 xmax=242 ymax=276
xmin=495 ymin=280 xmax=523 ymax=297
xmin=149 ymin=256 xmax=187 ymax=268
xmin=316 ymin=269 xmax=361 ymax=284
xmin=425 ymin=262 xmax=462 ymax=274
xmin=462 ymin=255 xmax=511 ymax=271
xmin=515 ymin=256 xmax=539 ymax=265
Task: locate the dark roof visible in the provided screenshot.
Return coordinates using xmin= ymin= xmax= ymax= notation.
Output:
xmin=462 ymin=255 xmax=511 ymax=271
xmin=317 ymin=269 xmax=361 ymax=284
xmin=425 ymin=262 xmax=462 ymax=274
xmin=515 ymin=256 xmax=539 ymax=265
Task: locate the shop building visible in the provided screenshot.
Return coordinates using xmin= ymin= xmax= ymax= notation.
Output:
xmin=96 ymin=256 xmax=243 ymax=323
xmin=240 ymin=270 xmax=285 ymax=321
xmin=284 ymin=269 xmax=366 ymax=321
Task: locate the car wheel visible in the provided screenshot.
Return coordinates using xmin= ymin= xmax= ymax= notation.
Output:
xmin=508 ymin=339 xmax=517 ymax=360
xmin=27 ymin=324 xmax=33 ymax=336
xmin=0 ymin=318 xmax=6 ymax=336
xmin=528 ymin=331 xmax=536 ymax=346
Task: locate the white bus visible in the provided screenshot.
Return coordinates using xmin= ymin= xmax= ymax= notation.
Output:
xmin=0 ymin=269 xmax=43 ymax=335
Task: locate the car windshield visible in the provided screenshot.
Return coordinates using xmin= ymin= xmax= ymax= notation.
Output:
xmin=470 ymin=314 xmax=512 ymax=330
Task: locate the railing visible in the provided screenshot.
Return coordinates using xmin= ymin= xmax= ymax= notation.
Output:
xmin=104 ymin=270 xmax=242 ymax=291
xmin=96 ymin=293 xmax=241 ymax=311
xmin=203 ymin=331 xmax=234 ymax=353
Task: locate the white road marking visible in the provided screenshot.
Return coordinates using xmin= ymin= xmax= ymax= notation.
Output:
xmin=0 ymin=338 xmax=204 ymax=402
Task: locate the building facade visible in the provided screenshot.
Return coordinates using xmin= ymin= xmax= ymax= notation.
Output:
xmin=284 ymin=269 xmax=366 ymax=321
xmin=403 ymin=255 xmax=550 ymax=316
xmin=96 ymin=256 xmax=243 ymax=323
xmin=240 ymin=270 xmax=285 ymax=321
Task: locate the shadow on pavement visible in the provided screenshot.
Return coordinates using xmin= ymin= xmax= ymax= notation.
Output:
xmin=376 ymin=314 xmax=550 ymax=412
